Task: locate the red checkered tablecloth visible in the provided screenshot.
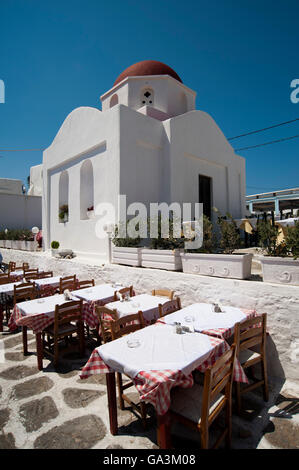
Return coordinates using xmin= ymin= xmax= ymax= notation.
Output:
xmin=80 ymin=329 xmax=247 ymax=416
xmin=8 ymin=297 xmax=114 ymax=334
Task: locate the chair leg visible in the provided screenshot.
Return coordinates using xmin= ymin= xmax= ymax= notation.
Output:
xmin=140 ymin=402 xmax=147 ymax=429
xmin=116 ymin=373 xmax=125 ymax=410
xmin=261 ymin=357 xmax=269 ymax=402
xmin=200 ymin=425 xmax=209 ymax=449
xmin=54 ymin=338 xmax=59 ymax=368
xmin=235 ymin=382 xmax=242 ymax=415
xmin=225 ymin=399 xmax=232 ymax=449
xmin=79 ymin=323 xmax=85 ymax=356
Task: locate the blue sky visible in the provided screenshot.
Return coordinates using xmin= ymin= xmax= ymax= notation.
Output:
xmin=0 ymin=0 xmax=298 ymax=194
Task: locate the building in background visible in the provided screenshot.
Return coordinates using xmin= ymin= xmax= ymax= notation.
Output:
xmin=246 ymin=187 xmax=299 ymax=218
xmin=40 ymin=60 xmax=247 ymax=262
xmin=0 ymin=177 xmax=42 ymax=230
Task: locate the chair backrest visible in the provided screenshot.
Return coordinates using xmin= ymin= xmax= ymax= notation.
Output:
xmin=95 ymin=306 xmax=119 ymax=343
xmin=54 ymin=299 xmax=83 ymax=335
xmin=152 ymin=289 xmax=174 ymax=300
xmin=234 ymin=313 xmax=267 ymax=357
xmin=22 ymin=262 xmax=29 ymax=270
xmin=114 ymin=286 xmax=134 ymax=301
xmin=38 ymin=271 xmax=53 ymax=279
xmin=13 ymin=282 xmax=36 ymax=304
xmin=109 ymin=311 xmax=145 ymax=341
xmin=77 ymin=279 xmax=95 ymax=289
xmin=24 ymin=268 xmax=39 ymax=277
xmin=201 ymin=344 xmax=236 ymax=425
xmin=59 ymin=275 xmax=77 ymax=293
xmin=8 ymin=261 xmax=16 ymax=272
xmin=158 ymin=297 xmax=181 ymax=318
xmin=24 ymin=272 xmax=39 ymax=281
xmin=0 ymin=274 xmax=11 ymax=285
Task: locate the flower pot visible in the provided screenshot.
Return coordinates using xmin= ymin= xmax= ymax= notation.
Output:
xmin=141 ymin=248 xmax=183 ymax=271
xmin=26 ymin=240 xmax=37 ymax=251
xmin=87 ymin=210 xmax=94 ymax=219
xmin=181 ymin=252 xmax=253 ymax=280
xmin=52 ymin=248 xmax=59 ymax=257
xmin=19 ymin=240 xmax=26 ymax=250
xmin=0 ymin=240 xmax=4 ymax=248
xmin=260 ymin=256 xmax=299 ymax=285
xmin=11 ymin=240 xmax=20 ymax=250
xmin=5 ymin=240 xmax=12 ymax=249
xmin=112 ymin=246 xmax=142 ymax=267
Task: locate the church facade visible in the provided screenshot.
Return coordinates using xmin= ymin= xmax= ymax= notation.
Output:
xmin=41 ymin=60 xmax=246 ymax=261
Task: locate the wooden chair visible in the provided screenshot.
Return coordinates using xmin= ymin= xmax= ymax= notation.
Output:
xmin=233 ymin=313 xmax=268 ymax=414
xmin=0 ymin=274 xmax=12 ymax=285
xmin=42 ymin=299 xmax=84 ymax=367
xmin=10 ymin=282 xmax=36 ymax=323
xmin=22 ymin=262 xmax=29 ymax=270
xmin=152 ymin=289 xmax=174 ymax=300
xmin=8 ymin=261 xmax=16 ymax=272
xmin=24 ymin=268 xmax=39 ymax=280
xmin=113 ymin=286 xmax=134 ymax=301
xmin=169 ymin=344 xmax=237 ymax=449
xmin=158 ymin=297 xmax=181 ymax=318
xmin=13 ymin=282 xmax=36 ymax=305
xmin=109 ymin=312 xmax=147 ymax=427
xmin=59 ymin=275 xmax=77 ymax=293
xmin=95 ymin=306 xmax=119 ymax=344
xmin=77 ymin=279 xmax=95 ymax=289
xmin=37 ymin=271 xmax=53 ymax=279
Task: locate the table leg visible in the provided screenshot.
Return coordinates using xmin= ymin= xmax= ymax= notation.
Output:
xmin=22 ymin=326 xmax=28 ymax=355
xmin=0 ymin=305 xmax=3 ymax=332
xmin=106 ymin=372 xmax=118 ymax=435
xmin=157 ymin=411 xmax=172 ymax=449
xmin=36 ymin=332 xmax=43 ymax=370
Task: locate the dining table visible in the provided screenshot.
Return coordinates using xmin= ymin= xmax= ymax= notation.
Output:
xmin=105 ymin=293 xmax=170 ymax=325
xmin=157 ymin=302 xmax=257 ymax=340
xmin=7 ymin=284 xmax=123 ymax=369
xmin=80 ymin=321 xmax=248 ymax=448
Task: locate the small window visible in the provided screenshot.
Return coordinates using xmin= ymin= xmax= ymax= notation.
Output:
xmin=141 ymin=88 xmax=154 ymax=107
xmin=110 ymin=94 xmax=118 ymax=108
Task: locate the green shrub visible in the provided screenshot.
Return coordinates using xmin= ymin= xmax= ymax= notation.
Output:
xmin=51 ymin=240 xmax=60 ymax=249
xmin=59 ymin=205 xmax=69 ymax=220
xmin=257 ymin=220 xmax=287 ymax=256
xmin=148 ymin=215 xmax=184 ymax=250
xmin=214 ymin=209 xmax=241 ymax=254
xmin=185 ymin=215 xmax=215 ymax=253
xmin=111 ymin=222 xmax=140 ymax=248
xmin=285 ymin=221 xmax=299 ymax=259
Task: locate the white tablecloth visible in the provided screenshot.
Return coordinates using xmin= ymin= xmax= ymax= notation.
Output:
xmin=105 ymin=294 xmax=169 ymax=323
xmin=16 ymin=294 xmax=75 ymax=318
xmin=98 ymin=323 xmax=215 ymax=378
xmin=163 ymin=303 xmax=247 ymax=332
xmin=73 ymin=284 xmax=120 ymax=302
xmin=0 ymin=281 xmax=21 ymax=296
xmin=34 ymin=276 xmax=61 ymax=288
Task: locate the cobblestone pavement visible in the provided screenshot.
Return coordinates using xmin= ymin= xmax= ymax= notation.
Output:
xmin=0 ymin=324 xmax=298 ymax=450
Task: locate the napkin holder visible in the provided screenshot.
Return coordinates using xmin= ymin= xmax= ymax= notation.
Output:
xmin=213 ymin=303 xmax=222 ymax=313
xmin=64 ymin=289 xmax=72 ymax=301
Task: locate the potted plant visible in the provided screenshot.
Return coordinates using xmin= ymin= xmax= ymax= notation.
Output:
xmin=111 ymin=221 xmax=142 ymax=267
xmin=181 ymin=211 xmax=253 ymax=280
xmin=59 ymin=204 xmax=69 ymax=223
xmin=259 ymin=219 xmax=299 ymax=285
xmin=86 ymin=205 xmax=94 ymax=219
xmin=141 ymin=215 xmax=184 ymax=271
xmin=51 ymin=240 xmax=60 ymax=256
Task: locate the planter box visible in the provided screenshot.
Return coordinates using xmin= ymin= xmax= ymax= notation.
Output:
xmin=26 ymin=240 xmax=38 ymax=251
xmin=4 ymin=240 xmax=12 ymax=249
xmin=19 ymin=240 xmax=26 ymax=250
xmin=87 ymin=210 xmax=94 ymax=219
xmin=0 ymin=240 xmax=4 ymax=248
xmin=181 ymin=252 xmax=253 ymax=280
xmin=260 ymin=256 xmax=299 ymax=286
xmin=112 ymin=246 xmax=142 ymax=267
xmin=141 ymin=248 xmax=183 ymax=271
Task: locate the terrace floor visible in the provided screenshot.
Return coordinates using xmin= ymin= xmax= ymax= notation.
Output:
xmin=0 ymin=324 xmax=298 ymax=450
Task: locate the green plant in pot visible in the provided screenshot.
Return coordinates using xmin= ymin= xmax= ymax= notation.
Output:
xmin=285 ymin=220 xmax=299 ymax=259
xmin=148 ymin=214 xmax=184 ymax=250
xmin=112 ymin=221 xmax=141 ymax=247
xmin=214 ymin=209 xmax=241 ymax=254
xmin=51 ymin=240 xmax=60 ymax=256
xmin=184 ymin=215 xmax=215 ymax=253
xmin=59 ymin=205 xmax=69 ymax=222
xmin=257 ymin=220 xmax=287 ymax=257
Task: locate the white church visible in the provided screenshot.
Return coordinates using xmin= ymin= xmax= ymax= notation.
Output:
xmin=36 ymin=60 xmax=246 ymax=261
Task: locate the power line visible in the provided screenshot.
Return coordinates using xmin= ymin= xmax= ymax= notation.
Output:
xmin=228 ymin=118 xmax=299 ymax=141
xmin=0 ymin=148 xmax=44 ymax=152
xmin=235 ymin=133 xmax=299 ymax=151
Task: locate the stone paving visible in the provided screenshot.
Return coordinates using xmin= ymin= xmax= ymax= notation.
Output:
xmin=0 ymin=323 xmax=298 ymax=450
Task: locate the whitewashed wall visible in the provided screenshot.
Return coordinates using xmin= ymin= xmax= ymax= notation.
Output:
xmin=1 ymin=248 xmax=298 ymax=386
xmin=0 ymin=193 xmax=42 ymax=230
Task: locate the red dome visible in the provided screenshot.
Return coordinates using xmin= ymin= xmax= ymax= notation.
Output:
xmin=114 ymin=60 xmax=182 ymax=86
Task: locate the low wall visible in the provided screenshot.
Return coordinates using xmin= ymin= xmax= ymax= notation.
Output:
xmin=0 ymin=193 xmax=42 ymax=230
xmin=1 ymin=248 xmax=299 ymax=385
